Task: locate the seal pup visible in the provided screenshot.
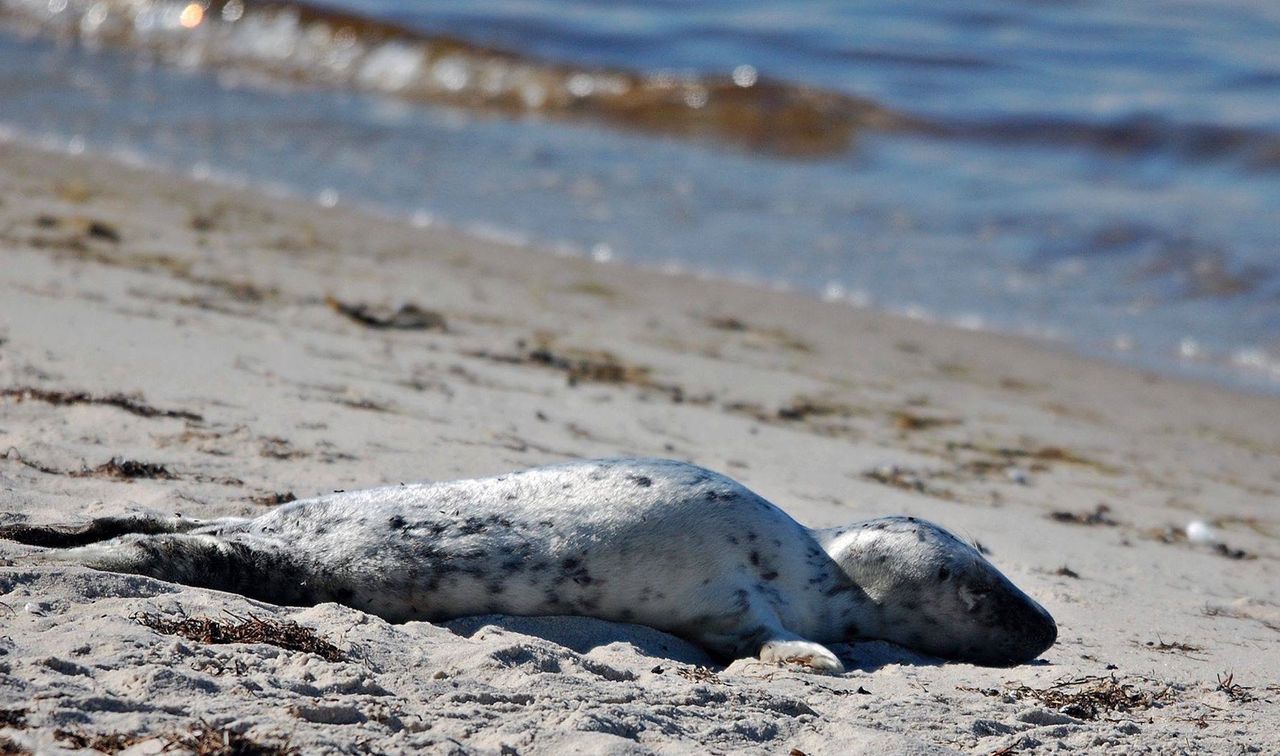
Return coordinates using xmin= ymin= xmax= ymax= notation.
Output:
xmin=2 ymin=458 xmax=1056 ymax=671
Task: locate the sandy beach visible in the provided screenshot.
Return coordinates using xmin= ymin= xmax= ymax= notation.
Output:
xmin=0 ymin=141 xmax=1277 ymax=753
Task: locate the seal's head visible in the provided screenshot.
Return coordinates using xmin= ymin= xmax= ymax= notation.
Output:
xmin=824 ymin=516 xmax=1056 ymax=666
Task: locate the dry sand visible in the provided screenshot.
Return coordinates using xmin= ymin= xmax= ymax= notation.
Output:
xmin=0 ymin=142 xmax=1277 ymax=754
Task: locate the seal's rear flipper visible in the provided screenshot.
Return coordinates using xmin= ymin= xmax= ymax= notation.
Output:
xmin=39 ymin=533 xmax=319 ymax=607
xmin=0 ymin=515 xmax=211 ymax=548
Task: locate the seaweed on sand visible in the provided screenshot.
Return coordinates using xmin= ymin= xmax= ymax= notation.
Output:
xmin=132 ymin=612 xmax=347 ymax=663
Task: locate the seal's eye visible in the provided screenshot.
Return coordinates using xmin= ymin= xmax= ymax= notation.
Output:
xmin=937 ymin=567 xmax=951 ymax=581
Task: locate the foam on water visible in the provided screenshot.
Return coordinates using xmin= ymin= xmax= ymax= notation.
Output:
xmin=0 ymin=0 xmax=915 ymax=157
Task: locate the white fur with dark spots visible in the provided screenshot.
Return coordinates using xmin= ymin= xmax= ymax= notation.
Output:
xmin=4 ymin=459 xmax=1056 ymax=672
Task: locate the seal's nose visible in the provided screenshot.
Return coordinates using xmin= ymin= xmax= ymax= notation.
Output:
xmin=1024 ymin=603 xmax=1054 ymax=649
xmin=994 ymin=594 xmax=1057 ymax=666
xmin=1022 ymin=600 xmax=1057 ymax=659
xmin=962 ymin=584 xmax=1057 ymax=666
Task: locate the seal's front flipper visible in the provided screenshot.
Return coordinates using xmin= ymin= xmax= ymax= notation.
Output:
xmin=694 ymin=587 xmax=846 ymax=674
xmin=759 ymin=634 xmax=845 ymax=674
xmin=0 ymin=515 xmax=208 ymax=548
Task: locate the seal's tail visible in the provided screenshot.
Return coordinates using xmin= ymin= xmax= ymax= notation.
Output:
xmin=33 ymin=533 xmax=321 ymax=607
xmin=0 ymin=515 xmax=212 ymax=548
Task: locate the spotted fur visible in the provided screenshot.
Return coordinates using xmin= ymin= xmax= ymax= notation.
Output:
xmin=3 ymin=459 xmax=1056 ymax=671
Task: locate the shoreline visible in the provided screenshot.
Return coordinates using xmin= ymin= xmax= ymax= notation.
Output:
xmin=1 ymin=141 xmax=1277 ymax=753
xmin=12 ymin=128 xmax=1280 ymax=402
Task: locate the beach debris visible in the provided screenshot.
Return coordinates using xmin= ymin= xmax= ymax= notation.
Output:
xmin=325 ymin=296 xmax=447 ymax=331
xmin=1151 ymin=524 xmax=1253 ymax=560
xmin=705 ymin=316 xmax=814 ymax=352
xmin=1202 ymin=600 xmax=1280 ymax=632
xmin=1029 ymin=445 xmax=1111 ymax=469
xmin=181 ymin=722 xmax=298 ymax=755
xmin=946 ymin=441 xmax=1118 ymax=475
xmin=861 ymin=464 xmax=956 ymax=501
xmin=910 ymin=441 xmax=1122 ymax=495
xmin=190 ymin=277 xmax=279 ymax=304
xmin=79 ymin=457 xmax=176 ymax=481
xmin=722 ymin=397 xmax=861 ymax=431
xmin=778 ymin=398 xmax=853 ymax=422
xmin=258 ymin=436 xmax=307 ymax=460
xmin=676 ymin=666 xmax=721 ymax=684
xmin=970 ymin=675 xmax=1175 ymax=721
xmin=86 ymin=221 xmax=121 ymax=244
xmin=708 ymin=316 xmax=748 ymax=331
xmin=1210 ymin=543 xmax=1252 ymax=560
xmin=1054 ymin=566 xmax=1081 ymax=579
xmin=190 ymin=213 xmax=216 ymax=232
xmin=863 ymin=464 xmax=927 ymax=492
xmin=42 ymin=223 xmax=279 ymax=305
xmin=0 ymin=386 xmax=203 ymax=421
xmin=526 ymin=345 xmax=641 ymax=386
xmin=133 ymin=612 xmax=348 ymax=663
xmin=1049 ymin=503 xmax=1117 ymax=526
xmin=862 ymin=441 xmax=1115 ymax=502
xmin=1215 ymin=672 xmax=1258 ymax=703
xmin=332 ymin=395 xmax=393 ymax=413
xmin=0 ymin=449 xmax=176 ymax=481
xmin=193 ymin=472 xmax=244 ymax=487
xmin=54 ymin=721 xmax=296 ymax=756
xmin=471 ymin=338 xmax=692 ymax=400
xmin=32 ymin=214 xmax=118 ymax=243
xmin=999 ymin=376 xmax=1036 ymax=391
xmin=190 ymin=656 xmax=251 ymax=677
xmin=890 ymin=410 xmax=960 ymax=432
xmin=1143 ymin=639 xmax=1204 ymax=655
xmin=247 ymin=491 xmax=298 ymax=507
xmin=53 ymin=730 xmax=153 ymax=754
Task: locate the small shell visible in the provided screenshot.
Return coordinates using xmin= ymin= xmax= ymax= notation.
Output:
xmin=1185 ymin=520 xmax=1218 ymax=545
